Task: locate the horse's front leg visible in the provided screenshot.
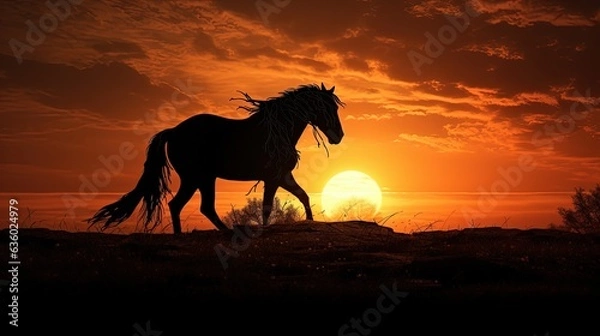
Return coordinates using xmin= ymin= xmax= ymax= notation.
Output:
xmin=262 ymin=181 xmax=279 ymax=226
xmin=280 ymin=172 xmax=313 ymax=221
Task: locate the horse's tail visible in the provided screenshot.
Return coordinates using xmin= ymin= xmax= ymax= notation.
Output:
xmin=87 ymin=128 xmax=173 ymax=232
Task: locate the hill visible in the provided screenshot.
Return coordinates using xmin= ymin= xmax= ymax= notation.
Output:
xmin=2 ymin=221 xmax=599 ymax=335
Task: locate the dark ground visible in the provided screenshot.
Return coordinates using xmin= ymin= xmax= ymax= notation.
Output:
xmin=2 ymin=221 xmax=600 ymax=336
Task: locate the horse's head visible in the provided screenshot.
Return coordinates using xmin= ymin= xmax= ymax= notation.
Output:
xmin=311 ymin=83 xmax=345 ymax=145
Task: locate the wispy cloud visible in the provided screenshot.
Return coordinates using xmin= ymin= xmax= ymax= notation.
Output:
xmin=460 ymin=43 xmax=525 ymax=60
xmin=471 ymin=0 xmax=597 ymax=27
xmin=394 ymin=133 xmax=470 ymax=153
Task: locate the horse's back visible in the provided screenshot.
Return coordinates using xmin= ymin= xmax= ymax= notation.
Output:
xmin=176 ymin=113 xmax=237 ymax=128
xmin=172 ymin=113 xmax=246 ymax=138
xmin=166 ymin=112 xmax=267 ymax=179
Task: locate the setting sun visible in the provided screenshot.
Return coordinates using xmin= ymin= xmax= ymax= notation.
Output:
xmin=321 ymin=170 xmax=383 ymax=220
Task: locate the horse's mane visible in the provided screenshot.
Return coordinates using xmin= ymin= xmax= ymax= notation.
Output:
xmin=230 ymin=84 xmax=345 ymax=179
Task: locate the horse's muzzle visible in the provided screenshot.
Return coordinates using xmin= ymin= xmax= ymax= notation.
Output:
xmin=326 ymin=129 xmax=343 ymax=145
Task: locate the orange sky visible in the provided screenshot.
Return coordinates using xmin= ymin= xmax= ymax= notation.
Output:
xmin=1 ymin=0 xmax=599 ymax=199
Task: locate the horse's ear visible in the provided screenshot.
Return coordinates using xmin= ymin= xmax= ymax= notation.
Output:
xmin=320 ymin=82 xmax=326 ymax=90
xmin=328 ymin=86 xmax=335 ymax=93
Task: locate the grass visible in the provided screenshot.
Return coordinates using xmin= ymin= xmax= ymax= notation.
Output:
xmin=3 ymin=202 xmax=584 ymax=237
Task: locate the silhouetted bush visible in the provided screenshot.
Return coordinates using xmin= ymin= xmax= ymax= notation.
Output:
xmin=326 ymin=197 xmax=377 ymax=221
xmin=558 ymin=185 xmax=600 ymax=234
xmin=222 ymin=197 xmax=300 ymax=226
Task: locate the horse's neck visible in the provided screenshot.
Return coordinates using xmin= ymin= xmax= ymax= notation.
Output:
xmin=248 ymin=112 xmax=308 ymax=146
xmin=289 ymin=119 xmax=309 ymax=145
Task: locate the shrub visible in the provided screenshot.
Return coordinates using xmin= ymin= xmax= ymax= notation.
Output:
xmin=221 ymin=196 xmax=301 ymax=226
xmin=327 ymin=197 xmax=377 ymax=221
xmin=558 ymin=185 xmax=600 ymax=234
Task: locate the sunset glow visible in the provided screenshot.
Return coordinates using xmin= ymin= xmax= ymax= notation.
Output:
xmin=0 ymin=0 xmax=598 ymax=232
xmin=4 ymin=2 xmax=600 ymax=335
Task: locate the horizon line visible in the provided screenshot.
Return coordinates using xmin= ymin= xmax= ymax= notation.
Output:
xmin=0 ymin=191 xmax=577 ymax=195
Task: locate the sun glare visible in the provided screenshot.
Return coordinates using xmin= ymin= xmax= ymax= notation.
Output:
xmin=321 ymin=170 xmax=383 ymax=220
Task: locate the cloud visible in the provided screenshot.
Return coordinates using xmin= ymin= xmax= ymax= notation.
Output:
xmin=459 ymin=43 xmax=524 ymax=60
xmin=342 ymin=54 xmax=371 ymax=72
xmin=0 ymin=53 xmax=204 ymax=124
xmin=91 ymin=40 xmax=147 ymax=60
xmin=454 ymin=84 xmax=560 ymax=108
xmin=192 ymin=32 xmax=229 ymax=59
xmin=394 ymin=133 xmax=470 ymax=153
xmin=346 ymin=113 xmax=392 ymax=121
xmin=522 ymin=113 xmax=556 ymax=125
xmin=0 ymin=0 xmax=598 ymax=193
xmin=471 ymin=0 xmax=597 ymax=27
xmin=406 ymin=0 xmax=471 ymax=18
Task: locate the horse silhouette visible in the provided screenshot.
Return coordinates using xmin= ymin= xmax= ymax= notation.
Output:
xmin=86 ymin=83 xmax=345 ymax=234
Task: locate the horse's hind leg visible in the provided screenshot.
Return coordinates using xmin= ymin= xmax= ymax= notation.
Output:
xmin=168 ymin=180 xmax=196 ymax=234
xmin=262 ymin=181 xmax=279 ymax=226
xmin=198 ymin=178 xmax=230 ymax=231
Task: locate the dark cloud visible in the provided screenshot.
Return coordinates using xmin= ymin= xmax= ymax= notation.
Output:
xmin=233 ymin=45 xmax=332 ymax=72
xmin=301 ymin=0 xmax=600 ymax=99
xmin=342 ymin=54 xmax=370 ymax=72
xmin=213 ymin=0 xmax=372 ymax=41
xmin=193 ymin=32 xmax=228 ymax=59
xmin=91 ymin=40 xmax=147 ymax=59
xmin=0 ymin=53 xmax=201 ymax=121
